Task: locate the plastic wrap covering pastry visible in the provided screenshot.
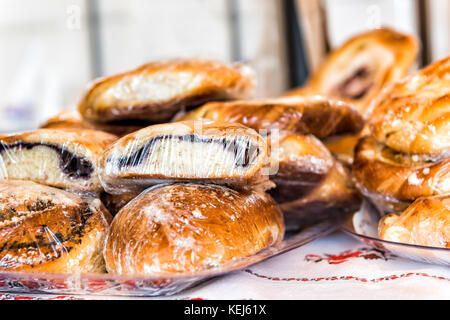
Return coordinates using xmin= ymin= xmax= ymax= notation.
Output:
xmin=285 ymin=27 xmax=418 ymax=117
xmin=78 ymin=58 xmax=255 ymax=123
xmin=0 ymin=180 xmax=112 ymax=273
xmin=40 ymin=110 xmax=146 ymax=138
xmin=98 ymin=120 xmax=271 ymax=194
xmin=379 ymin=195 xmax=450 ymax=248
xmin=353 ymin=56 xmax=450 ymax=213
xmin=268 ymin=134 xmax=334 ymax=203
xmin=279 ymin=161 xmax=361 ymax=226
xmin=0 ymin=129 xmax=117 ymax=192
xmin=179 ymin=96 xmax=364 ymax=139
xmin=103 ymin=183 xmax=284 ymax=276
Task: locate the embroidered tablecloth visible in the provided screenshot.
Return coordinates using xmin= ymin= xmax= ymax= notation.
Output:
xmin=1 ymin=231 xmax=449 ymax=300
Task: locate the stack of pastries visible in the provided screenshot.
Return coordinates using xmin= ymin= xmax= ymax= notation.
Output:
xmin=0 ymin=26 xmax=447 ymax=279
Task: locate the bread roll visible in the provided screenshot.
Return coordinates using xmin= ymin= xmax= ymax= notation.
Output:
xmin=0 ymin=180 xmax=112 ymax=273
xmin=98 ymin=120 xmax=271 ymax=194
xmin=104 ymin=183 xmax=284 ymax=276
xmin=379 ymin=195 xmax=450 ymax=248
xmin=78 ymin=58 xmax=255 ymax=123
xmin=285 ymin=27 xmax=418 ymax=117
xmin=180 ymin=96 xmax=363 ymax=139
xmin=0 ymin=128 xmax=117 ymax=192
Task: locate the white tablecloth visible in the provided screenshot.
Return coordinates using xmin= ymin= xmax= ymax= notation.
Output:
xmin=1 ymin=231 xmax=449 ymax=300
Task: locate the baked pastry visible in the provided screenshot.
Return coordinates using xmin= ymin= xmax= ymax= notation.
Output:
xmin=268 ymin=133 xmax=334 ymax=203
xmin=368 ymin=56 xmax=450 ymax=158
xmin=379 ymin=195 xmax=450 ymax=248
xmin=279 ymin=161 xmax=361 ymax=226
xmin=0 ymin=180 xmax=112 ymax=273
xmin=180 ymin=96 xmax=363 ymax=139
xmin=0 ymin=128 xmax=117 ymax=192
xmin=40 ymin=110 xmax=146 ymax=138
xmin=103 ymin=183 xmax=284 ymax=276
xmin=353 ymin=56 xmax=450 ymax=213
xmin=78 ymin=58 xmax=255 ymax=123
xmin=98 ymin=120 xmax=271 ymax=194
xmin=285 ymin=27 xmax=418 ymax=117
xmin=352 ymin=136 xmax=449 ymax=212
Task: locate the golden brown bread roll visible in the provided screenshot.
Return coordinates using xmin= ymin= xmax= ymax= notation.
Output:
xmin=0 ymin=180 xmax=112 ymax=273
xmin=98 ymin=120 xmax=271 ymax=194
xmin=180 ymin=96 xmax=364 ymax=139
xmin=379 ymin=195 xmax=450 ymax=248
xmin=40 ymin=110 xmax=146 ymax=138
xmin=0 ymin=129 xmax=117 ymax=192
xmin=352 ymin=136 xmax=449 ymax=212
xmin=368 ymin=56 xmax=450 ymax=157
xmin=285 ymin=27 xmax=418 ymax=117
xmin=103 ymin=183 xmax=284 ymax=276
xmin=78 ymin=58 xmax=255 ymax=123
xmin=353 ymin=56 xmax=450 ymax=213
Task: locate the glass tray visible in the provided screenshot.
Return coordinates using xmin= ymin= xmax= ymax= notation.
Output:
xmin=0 ymin=218 xmax=339 ymax=297
xmin=341 ymin=201 xmax=450 ymax=266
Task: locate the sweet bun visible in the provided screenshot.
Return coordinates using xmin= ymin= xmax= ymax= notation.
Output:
xmin=98 ymin=120 xmax=271 ymax=194
xmin=0 ymin=180 xmax=112 ymax=273
xmin=268 ymin=133 xmax=333 ymax=203
xmin=368 ymin=56 xmax=450 ymax=157
xmin=286 ymin=27 xmax=418 ymax=116
xmin=103 ymin=183 xmax=284 ymax=276
xmin=78 ymin=59 xmax=255 ymax=123
xmin=352 ymin=136 xmax=449 ymax=212
xmin=40 ymin=110 xmax=146 ymax=138
xmin=353 ymin=57 xmax=450 ymax=213
xmin=180 ymin=96 xmax=363 ymax=139
xmin=0 ymin=129 xmax=117 ymax=192
xmin=379 ymin=195 xmax=450 ymax=248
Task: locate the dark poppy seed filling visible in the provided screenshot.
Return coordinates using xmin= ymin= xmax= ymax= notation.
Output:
xmin=0 ymin=142 xmax=94 ymax=179
xmin=336 ymin=66 xmax=373 ymax=100
xmin=114 ymin=134 xmax=260 ymax=169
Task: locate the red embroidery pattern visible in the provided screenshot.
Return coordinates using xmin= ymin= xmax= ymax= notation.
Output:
xmin=244 ymin=269 xmax=450 ymax=283
xmin=305 ymin=247 xmax=395 ymax=264
xmin=0 ymin=293 xmax=76 ymax=300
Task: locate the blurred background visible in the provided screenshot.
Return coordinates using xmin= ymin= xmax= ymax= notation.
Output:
xmin=0 ymin=0 xmax=448 ymax=132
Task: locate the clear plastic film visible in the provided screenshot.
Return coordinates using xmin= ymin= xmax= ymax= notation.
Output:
xmin=98 ymin=120 xmax=272 ymax=194
xmin=0 ymin=128 xmax=117 ymax=192
xmin=78 ymin=58 xmax=256 ymax=123
xmin=103 ymin=183 xmax=285 ymax=276
xmin=0 ymin=179 xmax=112 ymax=274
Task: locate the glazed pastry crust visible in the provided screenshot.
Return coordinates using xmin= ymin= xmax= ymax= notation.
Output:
xmin=0 ymin=180 xmax=112 ymax=273
xmin=285 ymin=27 xmax=418 ymax=116
xmin=379 ymin=195 xmax=450 ymax=248
xmin=0 ymin=128 xmax=117 ymax=191
xmin=103 ymin=183 xmax=284 ymax=276
xmin=98 ymin=120 xmax=271 ymax=194
xmin=352 ymin=136 xmax=450 ymax=205
xmin=78 ymin=59 xmax=255 ymax=123
xmin=180 ymin=96 xmax=363 ymax=139
xmin=369 ymin=56 xmax=450 ymax=157
xmin=40 ymin=110 xmax=145 ymax=138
